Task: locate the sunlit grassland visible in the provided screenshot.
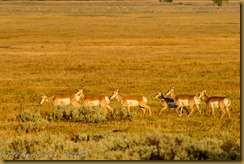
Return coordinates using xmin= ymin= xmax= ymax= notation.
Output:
xmin=0 ymin=0 xmax=240 ymax=160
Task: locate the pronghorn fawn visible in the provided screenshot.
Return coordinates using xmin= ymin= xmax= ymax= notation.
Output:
xmin=154 ymin=91 xmax=177 ymax=116
xmin=110 ymin=89 xmax=151 ymax=115
xmin=198 ymin=90 xmax=231 ymax=119
xmin=40 ymin=89 xmax=81 ymax=108
xmin=165 ymin=86 xmax=201 ymax=118
xmin=78 ymin=88 xmax=113 ymax=114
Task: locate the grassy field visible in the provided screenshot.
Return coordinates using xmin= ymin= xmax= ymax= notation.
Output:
xmin=0 ymin=0 xmax=240 ymax=160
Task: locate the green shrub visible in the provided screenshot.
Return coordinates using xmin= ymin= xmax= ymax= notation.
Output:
xmin=19 ymin=110 xmax=42 ymax=122
xmin=14 ymin=119 xmax=49 ymax=134
xmin=212 ymin=0 xmax=228 ymax=7
xmin=159 ymin=0 xmax=173 ymax=2
xmin=0 ymin=132 xmax=240 ymax=160
xmin=48 ymin=106 xmax=107 ymax=123
xmin=48 ymin=106 xmax=135 ymax=123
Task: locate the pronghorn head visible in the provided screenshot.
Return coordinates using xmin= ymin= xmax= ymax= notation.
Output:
xmin=110 ymin=89 xmax=119 ymax=100
xmin=76 ymin=88 xmax=85 ymax=99
xmin=165 ymin=86 xmax=174 ymax=96
xmin=40 ymin=93 xmax=47 ymax=105
xmin=76 ymin=88 xmax=83 ymax=95
xmin=154 ymin=92 xmax=163 ymax=99
xmin=198 ymin=90 xmax=207 ymax=100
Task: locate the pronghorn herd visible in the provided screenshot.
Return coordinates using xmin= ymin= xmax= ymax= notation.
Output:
xmin=40 ymin=86 xmax=232 ymax=119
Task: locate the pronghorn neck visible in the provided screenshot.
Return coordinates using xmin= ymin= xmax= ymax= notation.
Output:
xmin=170 ymin=90 xmax=177 ymax=100
xmin=202 ymin=92 xmax=209 ymax=102
xmin=79 ymin=92 xmax=86 ymax=99
xmin=116 ymin=94 xmax=123 ymax=103
xmin=46 ymin=96 xmax=54 ymax=102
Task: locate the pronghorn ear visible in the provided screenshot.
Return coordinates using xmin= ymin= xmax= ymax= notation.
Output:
xmin=203 ymin=90 xmax=206 ymax=93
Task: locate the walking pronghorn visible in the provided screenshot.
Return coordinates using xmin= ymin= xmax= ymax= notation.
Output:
xmin=78 ymin=88 xmax=113 ymax=114
xmin=165 ymin=86 xmax=201 ymax=118
xmin=110 ymin=89 xmax=151 ymax=115
xmin=40 ymin=89 xmax=81 ymax=108
xmin=154 ymin=91 xmax=177 ymax=116
xmin=198 ymin=90 xmax=231 ymax=119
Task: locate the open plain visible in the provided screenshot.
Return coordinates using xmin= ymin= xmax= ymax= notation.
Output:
xmin=0 ymin=0 xmax=240 ymax=160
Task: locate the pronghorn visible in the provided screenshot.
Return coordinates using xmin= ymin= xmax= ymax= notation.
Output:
xmin=78 ymin=88 xmax=113 ymax=113
xmin=40 ymin=90 xmax=81 ymax=108
xmin=154 ymin=91 xmax=177 ymax=116
xmin=110 ymin=89 xmax=151 ymax=115
xmin=165 ymin=86 xmax=201 ymax=118
xmin=198 ymin=90 xmax=231 ymax=119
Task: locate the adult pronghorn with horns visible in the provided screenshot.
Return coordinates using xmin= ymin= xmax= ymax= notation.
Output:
xmin=165 ymin=86 xmax=201 ymax=118
xmin=198 ymin=90 xmax=231 ymax=119
xmin=110 ymin=89 xmax=151 ymax=115
xmin=40 ymin=89 xmax=82 ymax=108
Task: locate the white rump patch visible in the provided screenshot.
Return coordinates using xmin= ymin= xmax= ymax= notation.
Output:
xmin=194 ymin=96 xmax=201 ymax=104
xmin=88 ymin=100 xmax=100 ymax=106
xmin=58 ymin=98 xmax=71 ymax=106
xmin=224 ymin=98 xmax=231 ymax=107
xmin=142 ymin=97 xmax=148 ymax=103
xmin=105 ymin=96 xmax=110 ymax=104
xmin=179 ymin=100 xmax=189 ymax=106
xmin=211 ymin=101 xmax=219 ymax=108
xmin=127 ymin=100 xmax=139 ymax=106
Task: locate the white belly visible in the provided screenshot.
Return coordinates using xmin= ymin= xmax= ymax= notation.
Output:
xmin=179 ymin=100 xmax=189 ymax=106
xmin=88 ymin=100 xmax=100 ymax=106
xmin=211 ymin=101 xmax=219 ymax=108
xmin=127 ymin=100 xmax=139 ymax=106
xmin=58 ymin=98 xmax=71 ymax=106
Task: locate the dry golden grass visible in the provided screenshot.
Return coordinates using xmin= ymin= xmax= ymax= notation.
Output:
xmin=0 ymin=0 xmax=240 ymax=160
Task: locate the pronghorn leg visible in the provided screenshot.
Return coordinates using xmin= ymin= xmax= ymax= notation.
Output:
xmin=127 ymin=106 xmax=131 ymax=115
xmin=159 ymin=106 xmax=168 ymax=116
xmin=175 ymin=106 xmax=181 ymax=117
xmin=195 ymin=104 xmax=201 ymax=115
xmin=106 ymin=105 xmax=113 ymax=113
xmin=104 ymin=108 xmax=108 ymax=114
xmin=179 ymin=106 xmax=184 ymax=117
xmin=220 ymin=107 xmax=226 ymax=119
xmin=140 ymin=107 xmax=146 ymax=114
xmin=211 ymin=106 xmax=216 ymax=118
xmin=187 ymin=105 xmax=194 ymax=118
xmin=140 ymin=102 xmax=151 ymax=115
xmin=101 ymin=104 xmax=109 ymax=114
xmin=145 ymin=105 xmax=151 ymax=115
xmin=72 ymin=102 xmax=81 ymax=108
xmin=226 ymin=107 xmax=231 ymax=118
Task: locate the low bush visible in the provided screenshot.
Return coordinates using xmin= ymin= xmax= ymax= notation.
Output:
xmin=18 ymin=110 xmax=42 ymax=122
xmin=48 ymin=106 xmax=133 ymax=123
xmin=0 ymin=132 xmax=239 ymax=160
xmin=14 ymin=119 xmax=49 ymax=134
xmin=48 ymin=106 xmax=107 ymax=123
